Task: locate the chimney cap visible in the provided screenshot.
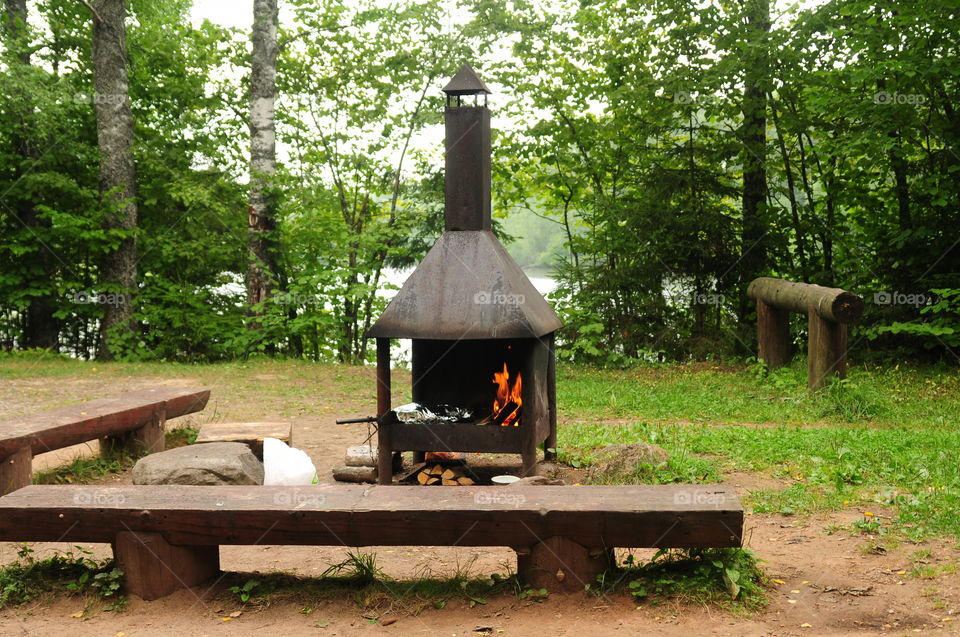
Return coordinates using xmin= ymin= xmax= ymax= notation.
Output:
xmin=442 ymin=64 xmax=492 ymax=96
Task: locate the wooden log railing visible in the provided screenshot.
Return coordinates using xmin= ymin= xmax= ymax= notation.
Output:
xmin=747 ymin=277 xmax=864 ymax=390
xmin=0 ymin=387 xmax=210 ymax=495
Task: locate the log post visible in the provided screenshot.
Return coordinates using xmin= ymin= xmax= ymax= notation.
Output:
xmin=748 ymin=277 xmax=862 ymax=390
xmin=0 ymin=447 xmax=33 ymax=496
xmin=113 ymin=531 xmax=219 ymax=601
xmin=808 ymin=309 xmax=848 ymax=391
xmin=516 ymin=537 xmax=611 ymax=592
xmin=375 ymin=338 xmax=394 ymax=485
xmin=102 ymin=404 xmax=166 ymax=458
xmin=756 ymin=299 xmax=792 ymax=369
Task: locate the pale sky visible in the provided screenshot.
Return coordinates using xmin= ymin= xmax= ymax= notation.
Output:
xmin=191 ymin=0 xmax=255 ymax=30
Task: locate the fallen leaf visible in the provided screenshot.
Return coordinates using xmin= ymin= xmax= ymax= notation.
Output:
xmin=116 ymin=633 xmax=126 ymax=637
xmin=896 ymin=570 xmax=906 ymax=575
xmin=788 ymin=600 xmax=797 ymax=604
xmin=229 ymin=610 xmax=242 ymax=618
xmin=800 ymin=623 xmax=812 ymax=628
xmin=773 ymin=579 xmax=785 ymax=584
xmin=221 ymin=617 xmax=232 ymax=622
xmin=380 ymin=617 xmax=398 ymax=626
xmin=70 ymin=611 xmax=84 ymax=618
xmin=791 ymin=590 xmax=801 ymax=593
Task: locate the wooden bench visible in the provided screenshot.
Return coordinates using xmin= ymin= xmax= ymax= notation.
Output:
xmin=0 ymin=483 xmax=742 ymax=600
xmin=0 ymin=387 xmax=211 ymax=495
xmin=194 ymin=421 xmax=292 ymax=459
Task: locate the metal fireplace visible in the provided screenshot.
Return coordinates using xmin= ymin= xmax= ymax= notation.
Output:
xmin=367 ymin=64 xmax=562 ymax=484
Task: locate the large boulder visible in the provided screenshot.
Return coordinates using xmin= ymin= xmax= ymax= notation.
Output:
xmin=133 ymin=442 xmax=264 ymax=486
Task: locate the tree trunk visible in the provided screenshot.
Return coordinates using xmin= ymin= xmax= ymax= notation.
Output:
xmin=738 ymin=0 xmax=770 ymax=331
xmin=91 ymin=0 xmax=138 ymax=361
xmin=4 ymin=0 xmax=60 ymax=351
xmin=246 ymin=0 xmax=280 ymax=329
xmin=770 ymin=99 xmax=808 ymax=281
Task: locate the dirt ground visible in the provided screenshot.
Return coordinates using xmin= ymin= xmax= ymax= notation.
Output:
xmin=1 ymin=366 xmax=958 ymax=636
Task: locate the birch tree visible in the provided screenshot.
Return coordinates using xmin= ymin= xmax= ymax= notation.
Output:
xmin=246 ymin=0 xmax=280 ymax=327
xmin=90 ymin=0 xmax=138 ymax=360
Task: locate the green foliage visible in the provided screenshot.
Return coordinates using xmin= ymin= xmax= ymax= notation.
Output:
xmin=0 ymin=544 xmax=125 ymax=610
xmin=622 ymin=548 xmax=765 ymax=610
xmin=3 ymin=0 xmax=958 ymax=362
xmin=228 ymin=578 xmax=263 ymax=603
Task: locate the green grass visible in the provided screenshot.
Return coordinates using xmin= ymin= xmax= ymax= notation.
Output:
xmin=560 ymin=419 xmax=960 ymax=539
xmin=557 ymin=359 xmax=960 ymax=429
xmin=33 ymin=454 xmax=134 ymax=485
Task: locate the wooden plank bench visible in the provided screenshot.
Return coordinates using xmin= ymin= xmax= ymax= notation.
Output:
xmin=0 ymin=483 xmax=742 ymax=599
xmin=0 ymin=387 xmax=211 ymax=495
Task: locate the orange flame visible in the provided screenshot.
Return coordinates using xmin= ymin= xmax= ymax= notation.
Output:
xmin=492 ymin=362 xmax=522 ymax=427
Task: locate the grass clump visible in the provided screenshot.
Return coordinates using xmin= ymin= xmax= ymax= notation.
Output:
xmin=165 ymin=424 xmax=199 ymax=448
xmin=33 ymin=454 xmax=133 ymax=485
xmin=0 ymin=544 xmax=125 ymax=611
xmin=592 ymin=548 xmax=766 ymax=612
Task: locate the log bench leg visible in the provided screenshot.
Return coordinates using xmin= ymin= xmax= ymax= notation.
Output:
xmin=0 ymin=447 xmax=32 ymax=496
xmin=807 ymin=310 xmax=848 ymax=391
xmin=516 ymin=536 xmax=611 ymax=593
xmin=757 ymin=300 xmax=792 ymax=369
xmin=102 ymin=406 xmax=167 ymax=458
xmin=114 ymin=531 xmax=220 ymax=601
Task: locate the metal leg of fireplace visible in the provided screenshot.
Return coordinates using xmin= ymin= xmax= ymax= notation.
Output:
xmin=377 ymin=430 xmax=393 ymax=485
xmin=544 ymin=333 xmax=558 ymax=462
xmin=521 ymin=445 xmax=538 ymax=477
xmin=376 ymin=338 xmax=394 ymax=485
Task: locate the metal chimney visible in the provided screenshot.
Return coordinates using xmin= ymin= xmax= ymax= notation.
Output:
xmin=443 ymin=64 xmax=492 ymax=231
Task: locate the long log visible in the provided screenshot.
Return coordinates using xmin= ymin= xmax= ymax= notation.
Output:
xmin=747 ymin=277 xmax=863 ymax=324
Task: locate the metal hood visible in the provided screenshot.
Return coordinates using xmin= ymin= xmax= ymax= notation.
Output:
xmin=368 ymin=229 xmax=562 ymax=339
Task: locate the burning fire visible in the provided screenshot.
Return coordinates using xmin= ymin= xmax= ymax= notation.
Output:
xmin=492 ymin=362 xmax=522 ymax=427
